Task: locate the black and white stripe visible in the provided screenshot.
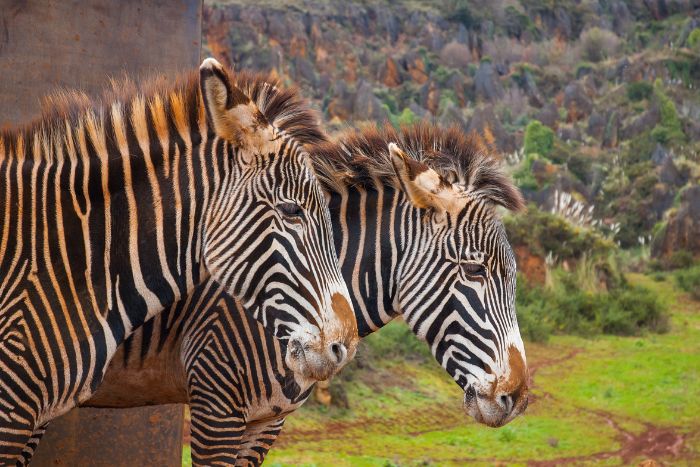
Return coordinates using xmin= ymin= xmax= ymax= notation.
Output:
xmin=0 ymin=58 xmax=355 ymax=465
xmin=21 ymin=123 xmax=528 ymax=466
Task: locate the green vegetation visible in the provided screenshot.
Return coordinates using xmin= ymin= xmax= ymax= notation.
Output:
xmin=523 ymin=120 xmax=554 ymax=157
xmin=626 ymin=81 xmax=653 ymax=102
xmin=675 ymin=265 xmax=700 ymax=300
xmin=260 ymin=275 xmax=700 ymax=466
xmin=517 ymin=268 xmax=668 ymax=342
xmin=512 ymin=153 xmax=543 ymax=190
xmin=688 ymin=28 xmax=700 ymax=50
xmin=504 ymin=206 xmax=613 ymax=260
xmin=651 ymin=79 xmax=685 ymax=144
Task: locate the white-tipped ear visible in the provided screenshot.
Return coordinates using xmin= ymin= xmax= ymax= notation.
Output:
xmin=389 ymin=143 xmax=464 ymax=212
xmin=199 ymin=58 xmax=272 ymax=158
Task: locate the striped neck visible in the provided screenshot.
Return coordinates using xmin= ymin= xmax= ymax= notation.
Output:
xmin=0 ymin=105 xmax=214 ymax=338
xmin=329 ymin=184 xmax=413 ymax=337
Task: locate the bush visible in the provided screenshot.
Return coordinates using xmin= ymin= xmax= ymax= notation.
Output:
xmin=516 ymin=269 xmax=669 ymax=340
xmin=575 ymin=61 xmax=594 ymax=78
xmin=688 ymin=28 xmax=700 ymax=49
xmin=675 ymin=265 xmax=700 ymax=300
xmin=504 ymin=206 xmax=614 ymax=261
xmin=512 ymin=153 xmax=542 ymax=191
xmin=626 ymin=81 xmax=653 ymax=102
xmin=440 ymin=41 xmax=471 ymax=68
xmin=651 ymin=80 xmax=685 ymax=144
xmin=448 ymin=0 xmax=478 ymax=29
xmin=516 ymin=276 xmax=554 ymax=342
xmin=524 ymin=120 xmax=554 ymax=157
xmin=601 ymin=286 xmax=669 ymax=335
xmin=668 ymin=250 xmax=695 ymax=270
xmin=363 ymin=320 xmax=432 ymax=362
xmin=579 ymin=27 xmax=620 ymax=63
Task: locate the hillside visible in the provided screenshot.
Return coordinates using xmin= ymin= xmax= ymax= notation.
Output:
xmin=204 ymin=0 xmax=700 ymax=257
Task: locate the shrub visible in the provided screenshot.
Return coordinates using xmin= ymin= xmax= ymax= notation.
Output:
xmin=688 ymin=28 xmax=700 ymax=49
xmin=524 ymin=120 xmax=554 ymax=156
xmin=575 ymin=61 xmax=594 ymax=78
xmin=448 ymin=0 xmax=478 ymax=29
xmin=512 ymin=153 xmax=542 ymax=191
xmin=516 ymin=269 xmax=669 ymax=339
xmin=675 ymin=265 xmax=700 ymax=300
xmin=626 ymin=81 xmax=653 ymax=102
xmin=651 ymin=80 xmax=685 ymax=144
xmin=504 ymin=5 xmax=537 ymax=40
xmin=668 ymin=250 xmax=695 ymax=270
xmin=440 ymin=41 xmax=471 ymax=68
xmin=504 ymin=206 xmax=614 ymax=261
xmin=601 ymin=286 xmax=669 ymax=335
xmin=387 ymin=107 xmax=420 ymax=128
xmin=516 ymin=276 xmax=553 ymax=342
xmin=579 ymin=27 xmax=620 ymax=63
xmin=363 ymin=320 xmax=432 ymax=362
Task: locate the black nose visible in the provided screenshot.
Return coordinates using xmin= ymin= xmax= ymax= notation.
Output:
xmin=329 ymin=342 xmax=347 ymax=364
xmin=497 ymin=393 xmax=514 ymax=415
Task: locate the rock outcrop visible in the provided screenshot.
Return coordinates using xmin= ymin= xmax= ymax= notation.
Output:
xmin=653 ymin=186 xmax=700 ymax=259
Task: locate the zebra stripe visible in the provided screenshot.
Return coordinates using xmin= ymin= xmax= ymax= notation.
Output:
xmin=0 ymin=58 xmax=355 ymax=464
xmin=19 ymin=122 xmax=531 ymax=466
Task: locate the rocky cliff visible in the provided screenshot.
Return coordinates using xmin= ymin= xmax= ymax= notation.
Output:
xmin=204 ymin=0 xmax=700 ymax=258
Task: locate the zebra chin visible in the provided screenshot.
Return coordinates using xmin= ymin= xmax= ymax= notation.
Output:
xmin=462 ymin=345 xmax=530 ymax=427
xmin=462 ymin=384 xmax=529 ymax=428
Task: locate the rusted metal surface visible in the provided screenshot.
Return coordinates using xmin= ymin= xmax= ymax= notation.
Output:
xmin=0 ymin=0 xmax=203 ymax=127
xmin=0 ymin=0 xmax=201 ymax=464
xmin=31 ymin=406 xmax=185 ymax=466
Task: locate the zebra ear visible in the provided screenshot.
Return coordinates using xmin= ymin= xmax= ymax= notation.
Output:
xmin=389 ymin=143 xmax=463 ymax=212
xmin=199 ymin=58 xmax=271 ymax=160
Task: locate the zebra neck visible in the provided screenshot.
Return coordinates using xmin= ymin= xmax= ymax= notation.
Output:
xmin=330 ymin=184 xmax=410 ymax=337
xmin=0 ymin=118 xmax=209 ymax=335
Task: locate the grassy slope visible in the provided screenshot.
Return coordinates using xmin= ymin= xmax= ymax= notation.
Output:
xmin=261 ymin=274 xmax=700 ymax=466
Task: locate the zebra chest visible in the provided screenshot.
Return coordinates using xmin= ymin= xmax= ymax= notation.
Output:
xmin=245 ymin=391 xmax=308 ymax=423
xmin=242 ymin=369 xmax=313 ymax=423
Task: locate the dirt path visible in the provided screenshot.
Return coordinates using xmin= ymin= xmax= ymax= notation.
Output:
xmin=527 ymin=347 xmax=691 ymax=466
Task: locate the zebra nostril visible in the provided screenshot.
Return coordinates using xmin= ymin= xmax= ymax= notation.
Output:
xmin=498 ymin=394 xmax=514 ymax=414
xmin=329 ymin=342 xmax=347 ymax=364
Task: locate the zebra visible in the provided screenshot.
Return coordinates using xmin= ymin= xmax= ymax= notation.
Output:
xmin=0 ymin=58 xmax=358 ymax=464
xmin=24 ymin=121 xmax=529 ymax=465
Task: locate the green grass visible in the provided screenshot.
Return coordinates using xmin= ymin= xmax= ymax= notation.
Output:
xmin=262 ymin=274 xmax=700 ymax=466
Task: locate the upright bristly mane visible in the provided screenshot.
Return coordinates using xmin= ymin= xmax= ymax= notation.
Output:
xmin=310 ymin=123 xmax=525 ymax=212
xmin=0 ymin=67 xmax=325 ymax=158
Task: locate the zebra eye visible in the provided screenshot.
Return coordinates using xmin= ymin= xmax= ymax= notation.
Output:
xmin=277 ymin=202 xmax=305 ymax=220
xmin=462 ymin=262 xmax=486 ymax=277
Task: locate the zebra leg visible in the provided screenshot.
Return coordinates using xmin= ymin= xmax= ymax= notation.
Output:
xmin=0 ymin=416 xmax=35 ymax=465
xmin=188 ymin=398 xmax=247 ymax=466
xmin=233 ymin=416 xmax=287 ymax=467
xmin=15 ymin=424 xmax=47 ymax=467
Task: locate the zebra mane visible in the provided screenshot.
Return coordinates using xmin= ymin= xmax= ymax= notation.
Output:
xmin=0 ymin=67 xmax=325 ymax=155
xmin=310 ymin=123 xmax=525 ymax=212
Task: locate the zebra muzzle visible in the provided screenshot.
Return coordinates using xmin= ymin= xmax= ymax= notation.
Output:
xmin=285 ymin=337 xmax=352 ymax=382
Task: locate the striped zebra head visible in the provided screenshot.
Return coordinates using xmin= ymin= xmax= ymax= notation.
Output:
xmin=385 ymin=128 xmax=528 ymax=427
xmin=198 ymin=59 xmax=357 ymax=381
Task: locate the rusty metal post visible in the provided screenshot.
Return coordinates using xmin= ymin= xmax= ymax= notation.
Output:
xmin=31 ymin=406 xmax=185 ymax=467
xmin=0 ymin=0 xmax=201 ymax=464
